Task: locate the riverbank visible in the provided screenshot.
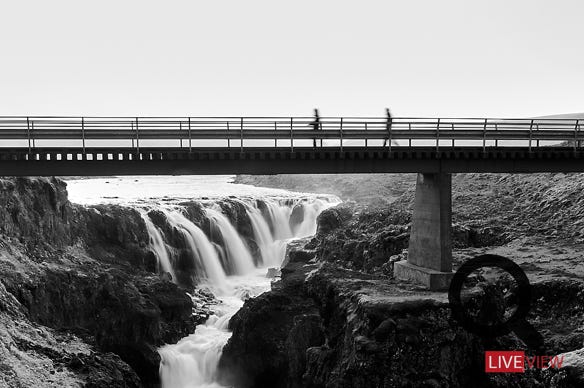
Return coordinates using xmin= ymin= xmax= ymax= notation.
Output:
xmin=221 ymin=172 xmax=584 ymax=387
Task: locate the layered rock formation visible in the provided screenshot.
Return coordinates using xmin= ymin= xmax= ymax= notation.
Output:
xmin=220 ymin=233 xmax=584 ymax=387
xmin=220 ymin=172 xmax=584 ymax=387
xmin=0 ymin=177 xmax=201 ymax=387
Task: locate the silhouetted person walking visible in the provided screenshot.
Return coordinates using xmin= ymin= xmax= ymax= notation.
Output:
xmin=383 ymin=108 xmax=396 ymax=147
xmin=310 ymin=108 xmax=321 ymax=148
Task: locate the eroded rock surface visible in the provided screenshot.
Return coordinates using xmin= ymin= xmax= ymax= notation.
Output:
xmin=0 ymin=178 xmax=202 ymax=387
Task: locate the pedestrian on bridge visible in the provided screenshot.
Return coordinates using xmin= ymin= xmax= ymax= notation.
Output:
xmin=309 ymin=108 xmax=321 ymax=148
xmin=383 ymin=108 xmax=397 ymax=147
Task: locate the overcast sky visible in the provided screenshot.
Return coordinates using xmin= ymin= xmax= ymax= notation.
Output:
xmin=0 ymin=0 xmax=582 ymax=118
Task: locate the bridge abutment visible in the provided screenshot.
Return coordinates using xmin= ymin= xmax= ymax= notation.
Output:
xmin=394 ymin=173 xmax=453 ymax=290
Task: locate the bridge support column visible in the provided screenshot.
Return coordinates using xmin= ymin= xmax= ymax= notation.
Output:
xmin=394 ymin=173 xmax=453 ymax=290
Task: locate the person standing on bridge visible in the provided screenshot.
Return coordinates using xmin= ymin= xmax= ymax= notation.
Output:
xmin=383 ymin=108 xmax=395 ymax=147
xmin=309 ymin=108 xmax=321 ymax=148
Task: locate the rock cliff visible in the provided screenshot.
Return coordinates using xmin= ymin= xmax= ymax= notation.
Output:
xmin=0 ymin=177 xmax=201 ymax=387
xmin=220 ymin=172 xmax=584 ymax=387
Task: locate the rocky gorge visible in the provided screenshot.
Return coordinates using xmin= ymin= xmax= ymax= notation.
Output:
xmin=2 ymin=172 xmax=584 ymax=387
xmin=0 ymin=176 xmax=336 ymax=387
xmin=221 ymin=173 xmax=584 ymax=387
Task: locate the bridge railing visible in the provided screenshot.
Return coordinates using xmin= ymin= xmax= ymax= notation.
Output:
xmin=0 ymin=116 xmax=581 ymax=152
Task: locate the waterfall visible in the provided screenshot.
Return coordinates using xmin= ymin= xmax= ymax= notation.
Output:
xmin=265 ymin=201 xmax=294 ymax=240
xmin=153 ymin=195 xmax=340 ymax=388
xmin=141 ymin=212 xmax=177 ymax=281
xmin=245 ymin=205 xmax=284 ymax=267
xmin=163 ymin=210 xmax=232 ymax=295
xmin=205 ymin=207 xmax=255 ymax=275
xmin=294 ymin=198 xmax=330 ymax=238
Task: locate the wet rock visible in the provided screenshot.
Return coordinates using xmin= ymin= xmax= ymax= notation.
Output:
xmin=266 ymin=267 xmax=280 ymax=278
xmin=316 ymin=205 xmax=353 ymax=235
xmin=218 ymin=262 xmax=323 ymax=388
xmin=289 ymin=203 xmax=305 ymax=234
xmin=0 ymin=177 xmax=72 ymax=249
xmin=2 ymin=266 xmax=196 ymax=386
xmin=0 ymin=278 xmax=141 ymax=387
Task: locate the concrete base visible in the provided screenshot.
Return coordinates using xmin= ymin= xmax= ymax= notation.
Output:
xmin=394 ymin=260 xmax=453 ymax=291
xmin=408 ymin=173 xmax=452 ymax=272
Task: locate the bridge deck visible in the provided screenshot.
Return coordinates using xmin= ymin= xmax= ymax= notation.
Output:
xmin=0 ymin=116 xmax=582 ymax=175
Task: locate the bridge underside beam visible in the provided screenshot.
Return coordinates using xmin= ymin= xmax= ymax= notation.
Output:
xmin=395 ymin=173 xmax=454 ymax=290
xmin=0 ymin=147 xmax=583 ymax=175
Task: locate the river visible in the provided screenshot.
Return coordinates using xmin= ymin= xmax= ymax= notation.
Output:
xmin=66 ymin=175 xmax=339 ymax=388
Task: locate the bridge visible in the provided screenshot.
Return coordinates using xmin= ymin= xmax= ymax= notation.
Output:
xmin=1 ymin=115 xmax=583 ymax=290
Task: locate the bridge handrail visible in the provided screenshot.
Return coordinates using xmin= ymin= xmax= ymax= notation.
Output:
xmin=0 ymin=116 xmax=581 ymax=152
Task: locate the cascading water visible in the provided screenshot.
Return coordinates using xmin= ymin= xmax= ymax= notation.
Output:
xmin=153 ymin=195 xmax=339 ymax=388
xmin=294 ymin=198 xmax=331 ymax=238
xmin=205 ymin=207 xmax=256 ymax=275
xmin=65 ymin=175 xmax=341 ymax=387
xmin=141 ymin=212 xmax=177 ymax=281
xmin=243 ymin=203 xmax=287 ymax=268
xmin=264 ymin=201 xmax=294 ymax=240
xmin=163 ymin=210 xmax=232 ymax=295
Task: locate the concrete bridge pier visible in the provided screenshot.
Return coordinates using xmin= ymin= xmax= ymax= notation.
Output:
xmin=394 ymin=173 xmax=454 ymax=290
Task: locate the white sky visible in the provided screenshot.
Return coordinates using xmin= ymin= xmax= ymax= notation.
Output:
xmin=0 ymin=0 xmax=582 ymax=118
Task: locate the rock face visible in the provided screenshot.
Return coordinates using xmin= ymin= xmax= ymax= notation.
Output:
xmin=219 ymin=261 xmax=323 ymax=388
xmin=0 ymin=266 xmax=141 ymax=388
xmin=2 ymin=266 xmax=196 ymax=386
xmin=0 ymin=177 xmax=201 ymax=387
xmin=73 ymin=204 xmax=154 ymax=270
xmin=220 ymin=251 xmax=584 ymax=387
xmin=220 ymin=255 xmax=486 ymax=388
xmin=313 ymin=205 xmax=411 ymax=272
xmin=0 ymin=177 xmax=72 ymax=248
xmin=220 ymin=173 xmax=584 ymax=388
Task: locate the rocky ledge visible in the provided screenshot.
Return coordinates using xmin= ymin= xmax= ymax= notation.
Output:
xmin=219 ymin=190 xmax=584 ymax=388
xmin=219 ymin=244 xmax=584 ymax=388
xmin=0 ymin=177 xmax=209 ymax=387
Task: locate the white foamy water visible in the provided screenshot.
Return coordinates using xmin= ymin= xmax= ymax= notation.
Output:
xmin=66 ymin=175 xmax=313 ymax=205
xmin=65 ymin=175 xmax=339 ymax=388
xmin=159 ymin=269 xmax=272 ymax=388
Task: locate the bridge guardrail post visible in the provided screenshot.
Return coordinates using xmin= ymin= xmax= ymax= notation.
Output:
xmin=436 ymin=118 xmax=441 ymax=153
xmin=135 ymin=117 xmax=140 ymax=158
xmin=575 ymin=119 xmax=580 ymax=152
xmin=495 ymin=123 xmax=499 ymax=147
xmin=188 ymin=117 xmax=192 ymax=152
xmin=240 ymin=117 xmax=244 ymax=153
xmin=451 ymin=123 xmax=455 ymax=147
xmin=340 ymin=118 xmax=343 ymax=152
xmin=31 ymin=120 xmax=36 ymax=150
xmin=290 ymin=117 xmax=294 ymax=152
xmin=81 ymin=117 xmax=85 ymax=158
xmin=388 ymin=118 xmax=392 ymax=152
xmin=227 ymin=120 xmax=231 ymax=149
xmin=529 ymin=119 xmax=534 ymax=153
xmin=364 ymin=122 xmax=368 ymax=148
xmin=482 ymin=118 xmax=487 ymax=153
xmin=274 ymin=121 xmax=277 ymax=148
xmin=81 ymin=117 xmax=86 ymax=156
xmin=179 ymin=121 xmax=183 ymax=148
xmin=26 ymin=117 xmax=31 ymax=156
xmin=409 ymin=123 xmax=412 ymax=148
